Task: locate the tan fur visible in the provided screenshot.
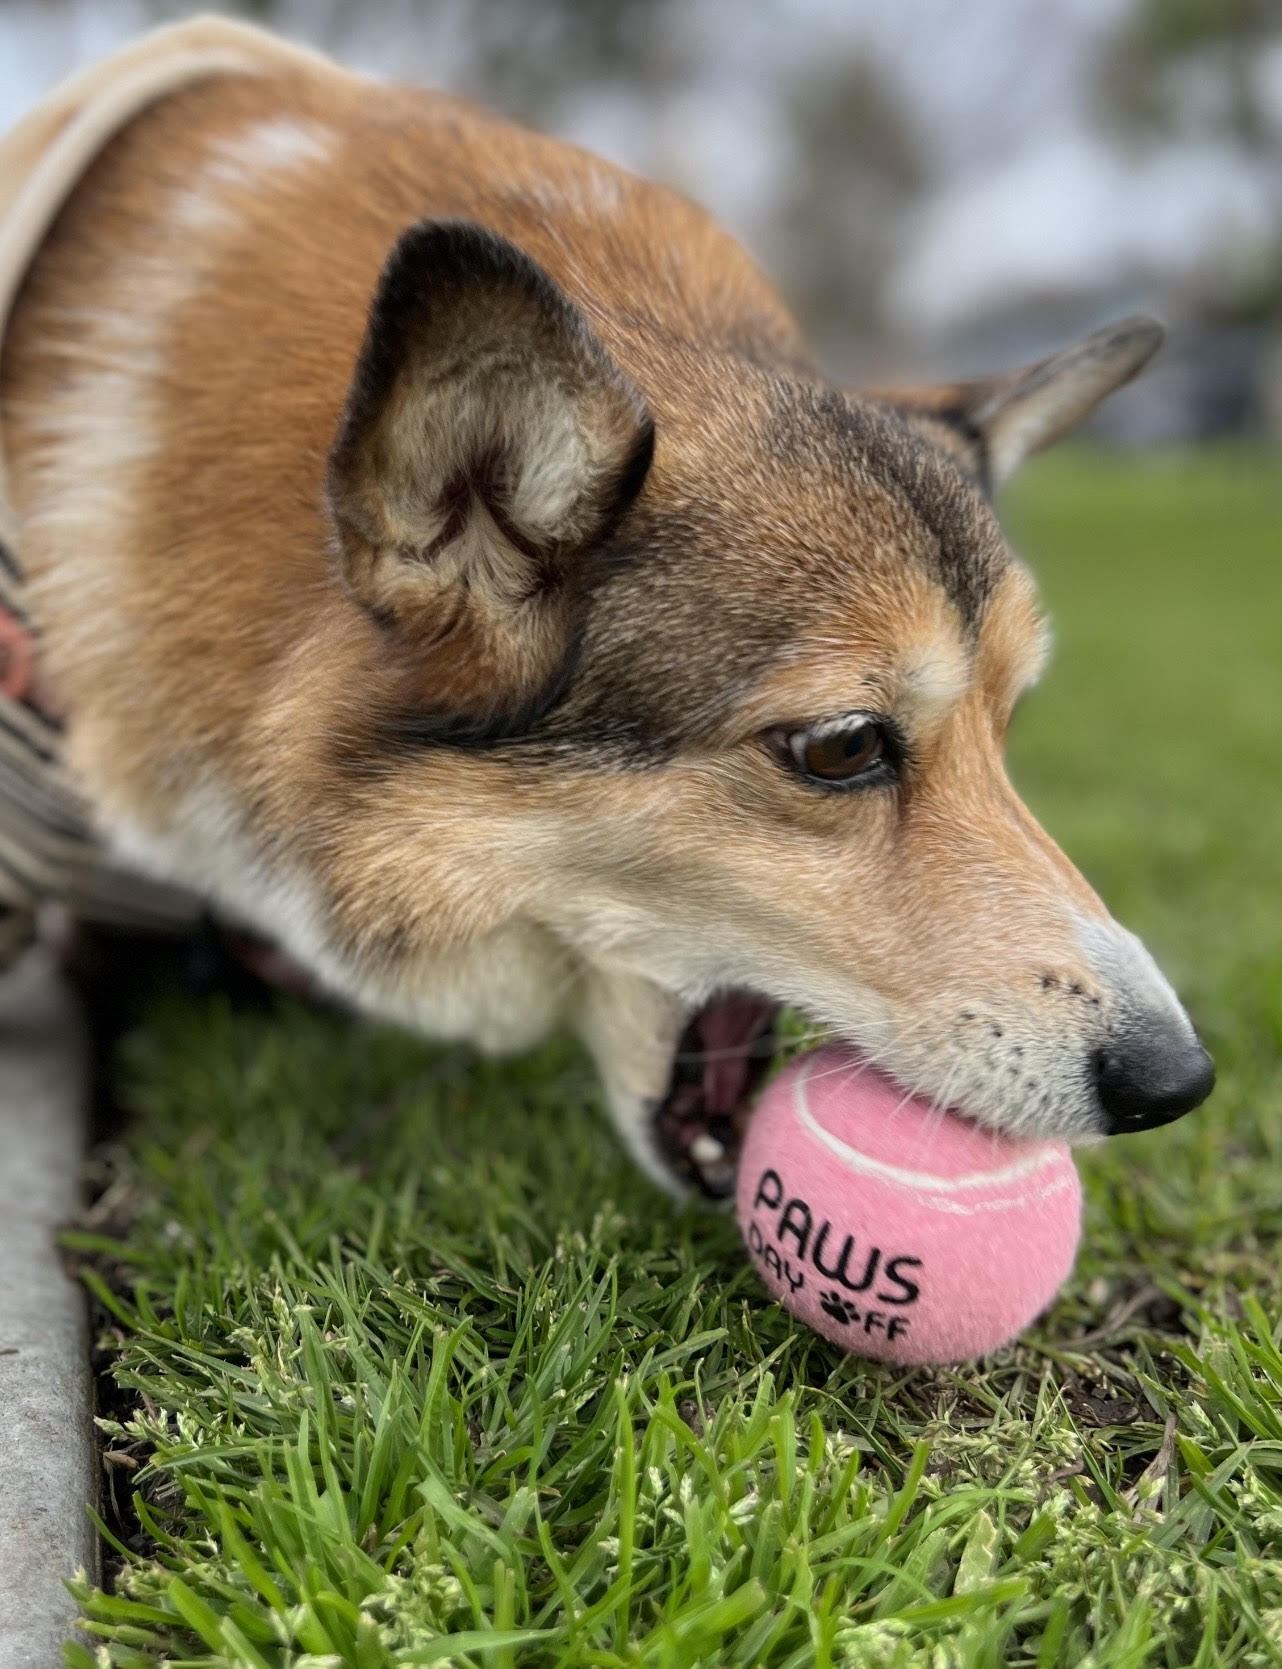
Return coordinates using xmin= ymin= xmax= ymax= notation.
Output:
xmin=0 ymin=36 xmax=1205 ymax=1188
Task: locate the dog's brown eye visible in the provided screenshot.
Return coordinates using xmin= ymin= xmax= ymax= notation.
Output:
xmin=799 ymin=723 xmax=882 ymax=779
xmin=786 ymin=719 xmax=890 ymax=787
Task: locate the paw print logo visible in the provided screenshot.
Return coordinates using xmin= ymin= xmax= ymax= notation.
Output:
xmin=819 ymin=1290 xmax=859 ymax=1325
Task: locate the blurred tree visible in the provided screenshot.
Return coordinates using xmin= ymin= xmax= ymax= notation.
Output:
xmin=1097 ymin=0 xmax=1282 ymax=324
xmin=1100 ymin=0 xmax=1281 ymax=152
xmin=771 ymin=56 xmax=928 ymax=374
xmin=1097 ymin=0 xmax=1282 ymax=442
xmin=450 ymin=0 xmax=659 ymax=120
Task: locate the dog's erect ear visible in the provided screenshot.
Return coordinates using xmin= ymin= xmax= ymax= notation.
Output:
xmin=869 ymin=316 xmax=1164 ymax=491
xmin=328 ymin=220 xmax=654 ymax=734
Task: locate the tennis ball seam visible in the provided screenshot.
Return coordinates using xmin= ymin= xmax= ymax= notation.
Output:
xmin=793 ymin=1058 xmax=1074 ymax=1213
xmin=749 ymin=1163 xmax=1079 ymax=1219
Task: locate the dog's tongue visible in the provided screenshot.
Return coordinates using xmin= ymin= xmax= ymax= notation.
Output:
xmin=698 ymin=992 xmax=777 ymax=1112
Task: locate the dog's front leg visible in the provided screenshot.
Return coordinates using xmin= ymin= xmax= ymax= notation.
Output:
xmin=573 ymin=965 xmax=688 ymax=1196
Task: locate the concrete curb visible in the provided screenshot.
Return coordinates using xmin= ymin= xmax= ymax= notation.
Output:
xmin=0 ymin=949 xmax=97 ymax=1668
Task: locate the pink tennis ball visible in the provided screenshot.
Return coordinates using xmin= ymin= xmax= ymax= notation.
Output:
xmin=736 ymin=1046 xmax=1082 ymax=1365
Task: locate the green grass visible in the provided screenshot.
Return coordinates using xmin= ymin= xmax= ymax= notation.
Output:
xmin=67 ymin=446 xmax=1282 ymax=1668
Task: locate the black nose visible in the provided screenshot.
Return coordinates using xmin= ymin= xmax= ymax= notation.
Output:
xmin=1096 ymin=1026 xmax=1215 ymax=1133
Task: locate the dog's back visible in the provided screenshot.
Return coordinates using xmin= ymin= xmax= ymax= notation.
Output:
xmin=3 ymin=60 xmax=802 ymax=838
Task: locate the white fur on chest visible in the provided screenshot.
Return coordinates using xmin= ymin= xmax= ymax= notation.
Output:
xmin=108 ymin=781 xmax=576 ymax=1055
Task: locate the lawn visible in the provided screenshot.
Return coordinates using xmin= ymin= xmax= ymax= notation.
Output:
xmin=67 ymin=446 xmax=1282 ymax=1668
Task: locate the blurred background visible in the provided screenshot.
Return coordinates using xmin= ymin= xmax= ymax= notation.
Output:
xmin=0 ymin=0 xmax=1279 ymax=443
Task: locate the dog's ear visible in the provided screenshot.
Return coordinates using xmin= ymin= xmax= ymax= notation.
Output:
xmin=328 ymin=220 xmax=654 ymax=736
xmin=868 ymin=316 xmax=1164 ymax=492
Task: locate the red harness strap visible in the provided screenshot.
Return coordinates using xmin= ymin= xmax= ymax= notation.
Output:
xmin=0 ymin=591 xmax=65 ymax=721
xmin=0 ymin=601 xmax=34 ymax=703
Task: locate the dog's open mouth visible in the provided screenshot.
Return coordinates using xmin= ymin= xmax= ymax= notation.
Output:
xmin=653 ymin=990 xmax=783 ymax=1197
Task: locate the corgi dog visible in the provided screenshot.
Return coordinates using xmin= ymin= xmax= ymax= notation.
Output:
xmin=0 ymin=18 xmax=1212 ymax=1197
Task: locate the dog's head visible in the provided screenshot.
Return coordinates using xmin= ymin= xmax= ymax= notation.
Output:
xmin=323 ymin=221 xmax=1212 ymax=1195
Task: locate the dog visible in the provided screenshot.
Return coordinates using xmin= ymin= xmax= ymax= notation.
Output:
xmin=0 ymin=17 xmax=1213 ymax=1198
